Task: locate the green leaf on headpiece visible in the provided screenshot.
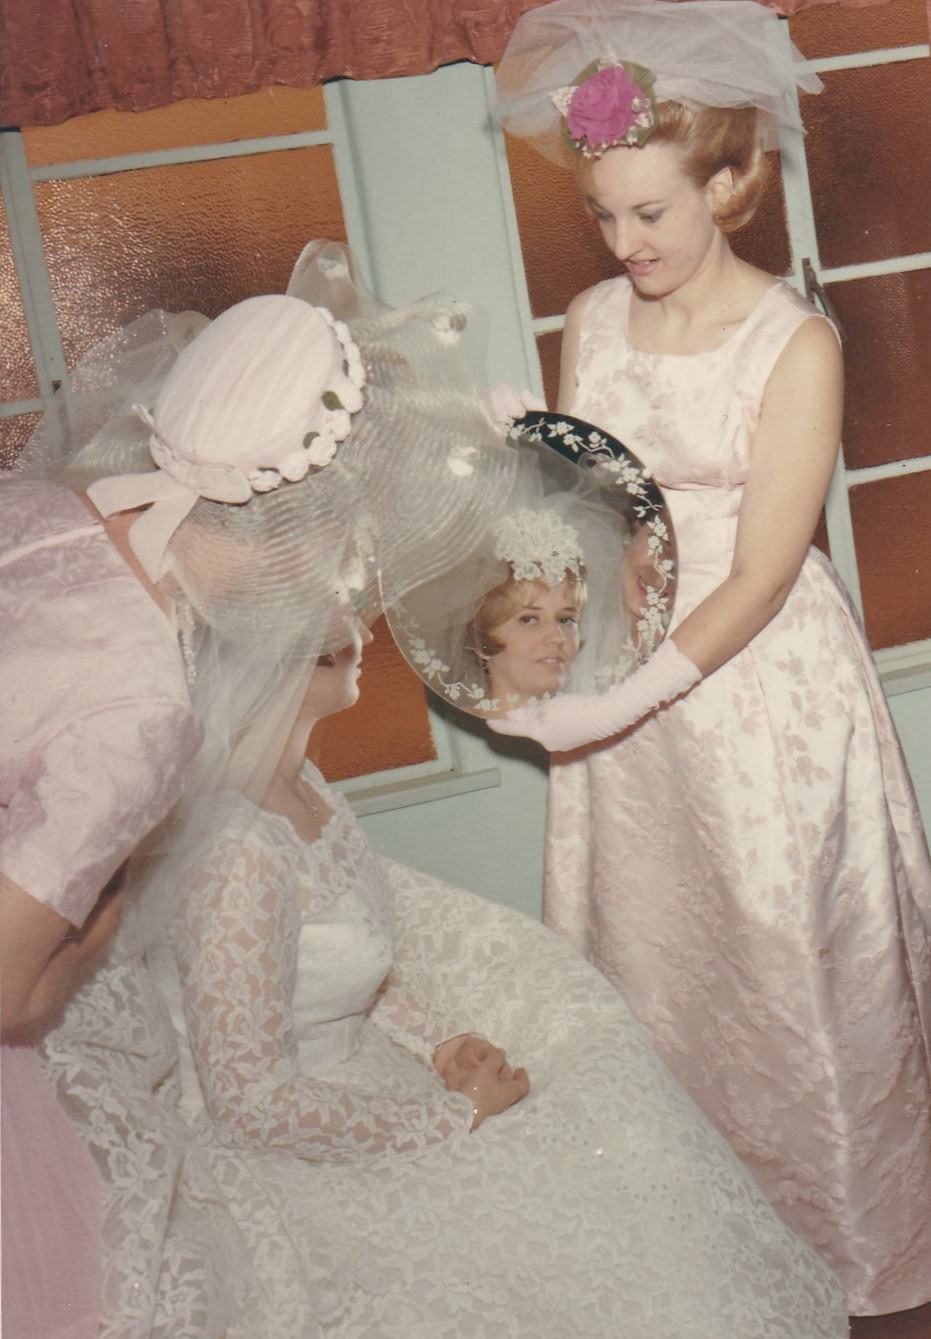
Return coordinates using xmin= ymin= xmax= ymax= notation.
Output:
xmin=322 ymin=391 xmax=344 ymax=412
xmin=623 ymin=62 xmax=657 ymax=99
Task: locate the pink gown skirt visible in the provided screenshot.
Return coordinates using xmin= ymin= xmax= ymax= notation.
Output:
xmin=1 ymin=1043 xmax=101 ymax=1339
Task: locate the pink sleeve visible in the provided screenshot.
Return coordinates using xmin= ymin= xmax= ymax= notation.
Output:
xmin=0 ymin=700 xmax=201 ymax=927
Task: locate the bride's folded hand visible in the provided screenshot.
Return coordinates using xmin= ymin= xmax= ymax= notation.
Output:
xmin=433 ymin=1033 xmax=508 ymax=1091
xmin=453 ymin=1053 xmax=530 ymax=1129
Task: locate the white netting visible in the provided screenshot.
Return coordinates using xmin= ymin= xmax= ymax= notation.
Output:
xmin=495 ymin=0 xmax=822 ymax=161
xmin=387 ymin=419 xmax=677 ymax=716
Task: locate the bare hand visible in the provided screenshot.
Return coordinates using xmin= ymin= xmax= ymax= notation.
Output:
xmin=480 ymin=383 xmax=547 ymax=427
xmin=1 ymin=867 xmax=127 ymax=1041
xmin=453 ymin=1052 xmax=530 ymax=1128
xmin=434 ymin=1033 xmax=507 ymax=1092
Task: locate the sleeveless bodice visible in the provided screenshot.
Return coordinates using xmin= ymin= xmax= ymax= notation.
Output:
xmin=572 ymin=277 xmax=827 ymax=616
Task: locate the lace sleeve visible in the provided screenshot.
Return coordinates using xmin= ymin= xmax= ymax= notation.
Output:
xmin=368 ymin=972 xmax=462 ymax=1063
xmin=367 ymin=858 xmax=498 ymax=1063
xmin=174 ymin=826 xmax=474 ymax=1161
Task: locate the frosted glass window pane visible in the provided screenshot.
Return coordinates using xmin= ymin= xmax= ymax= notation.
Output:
xmin=509 ymin=133 xmax=790 ymax=320
xmin=536 ymin=330 xmax=562 ymax=408
xmin=789 ymin=0 xmax=927 ymax=60
xmin=314 ymin=617 xmax=436 ymax=781
xmin=0 ymin=411 xmax=41 ymax=468
xmin=804 ymin=60 xmax=931 ymax=269
xmin=1 ymin=195 xmax=39 ymax=401
xmin=34 ymin=146 xmax=345 ymax=369
xmin=829 ymin=269 xmax=931 ymax=471
xmin=23 ymin=87 xmax=327 ymax=167
xmin=850 ymin=471 xmax=931 ymax=649
xmin=507 ymin=133 xmax=620 ymax=320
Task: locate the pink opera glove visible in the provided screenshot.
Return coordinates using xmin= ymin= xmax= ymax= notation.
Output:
xmin=480 ymin=382 xmax=547 ymax=425
xmin=488 ymin=638 xmax=701 ymax=752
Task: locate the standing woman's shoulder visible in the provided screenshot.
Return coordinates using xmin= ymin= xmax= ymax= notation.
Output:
xmin=557 ymin=278 xmax=629 ymax=412
xmin=768 ymin=277 xmax=842 ymax=344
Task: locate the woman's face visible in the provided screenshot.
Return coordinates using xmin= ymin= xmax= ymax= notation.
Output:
xmin=485 ymin=579 xmax=582 ymax=704
xmin=302 ymin=612 xmax=373 ymax=721
xmin=580 ymin=141 xmax=722 ymax=299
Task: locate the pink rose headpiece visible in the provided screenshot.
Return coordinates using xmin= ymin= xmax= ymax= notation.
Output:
xmin=87 ymin=294 xmax=366 ymax=582
xmin=496 ymin=2 xmax=823 ymax=165
xmin=551 ymin=59 xmax=658 ymax=158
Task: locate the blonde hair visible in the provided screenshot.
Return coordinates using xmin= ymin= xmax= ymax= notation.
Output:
xmin=578 ymin=103 xmax=769 ymax=234
xmin=655 ymin=103 xmax=768 ymax=232
xmin=472 ymin=567 xmax=588 ymax=659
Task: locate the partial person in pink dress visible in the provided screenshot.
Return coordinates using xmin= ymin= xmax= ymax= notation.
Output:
xmin=491 ymin=0 xmax=931 ymax=1316
xmin=0 ymin=479 xmax=202 ymax=1339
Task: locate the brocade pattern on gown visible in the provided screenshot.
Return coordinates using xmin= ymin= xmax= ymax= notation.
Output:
xmin=0 ymin=477 xmax=201 ymax=1339
xmin=150 ymin=778 xmax=850 ymax=1338
xmin=0 ymin=478 xmax=201 ymax=925
xmin=544 ymin=276 xmax=931 ymax=1314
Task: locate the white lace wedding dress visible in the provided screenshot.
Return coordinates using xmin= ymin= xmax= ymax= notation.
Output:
xmin=148 ymin=773 xmax=848 ymax=1339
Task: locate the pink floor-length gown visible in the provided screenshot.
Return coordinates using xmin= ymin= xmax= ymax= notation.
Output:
xmin=544 ymin=276 xmax=931 ymax=1315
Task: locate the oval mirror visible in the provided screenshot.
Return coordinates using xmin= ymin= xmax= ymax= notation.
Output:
xmin=386 ymin=411 xmax=677 ymax=718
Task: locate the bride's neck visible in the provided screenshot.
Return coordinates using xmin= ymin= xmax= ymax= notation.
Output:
xmin=275 ymin=711 xmax=320 ymax=790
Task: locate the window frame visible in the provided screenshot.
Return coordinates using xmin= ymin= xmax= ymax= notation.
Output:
xmin=0 ymin=104 xmax=500 ymax=813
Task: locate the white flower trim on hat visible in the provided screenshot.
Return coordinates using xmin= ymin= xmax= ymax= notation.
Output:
xmin=135 ymin=305 xmax=366 ymax=502
xmin=494 ymin=508 xmax=585 ymax=588
xmin=87 ymin=297 xmax=369 ymax=583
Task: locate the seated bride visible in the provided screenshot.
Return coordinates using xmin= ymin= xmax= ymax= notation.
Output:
xmin=34 ymin=251 xmax=847 ymax=1338
xmin=151 ymin=597 xmax=848 ymax=1338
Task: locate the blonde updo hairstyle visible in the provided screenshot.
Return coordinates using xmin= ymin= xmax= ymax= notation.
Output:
xmin=654 ymin=103 xmax=768 ymax=233
xmin=471 ymin=563 xmax=588 ymax=660
xmin=578 ymin=102 xmax=768 ymax=234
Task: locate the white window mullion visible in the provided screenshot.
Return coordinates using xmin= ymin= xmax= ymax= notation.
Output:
xmin=0 ymin=130 xmax=69 ymax=423
xmin=807 ymin=43 xmax=930 ymax=75
xmin=0 ymin=396 xmax=44 ymax=419
xmin=481 ymin=66 xmax=548 ymax=400
xmin=772 ymin=24 xmax=867 ymax=620
xmin=26 ymin=130 xmax=334 ymax=183
xmin=324 ymin=82 xmax=378 ymax=294
xmin=781 ymin=23 xmax=931 ymax=688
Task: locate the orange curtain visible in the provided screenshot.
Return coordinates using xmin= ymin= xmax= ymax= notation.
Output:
xmin=0 ymin=0 xmax=896 ymax=129
xmin=0 ymin=0 xmax=551 ymax=128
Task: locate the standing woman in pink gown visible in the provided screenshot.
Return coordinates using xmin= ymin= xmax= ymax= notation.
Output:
xmin=492 ymin=0 xmax=931 ymax=1316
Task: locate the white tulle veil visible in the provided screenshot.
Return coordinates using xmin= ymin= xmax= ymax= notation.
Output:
xmin=495 ymin=0 xmax=822 ymax=163
xmin=14 ymin=240 xmax=520 ymax=935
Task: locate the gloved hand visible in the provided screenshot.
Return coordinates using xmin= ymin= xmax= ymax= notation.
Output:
xmin=480 ymin=382 xmax=547 ymax=426
xmin=487 ymin=638 xmax=701 ymax=752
